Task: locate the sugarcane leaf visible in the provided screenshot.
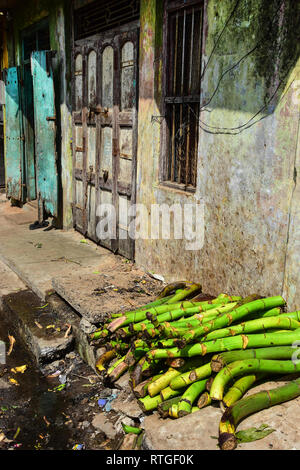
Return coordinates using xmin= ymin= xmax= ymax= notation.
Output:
xmin=121 ymin=423 xmax=142 ymax=435
xmin=236 ymin=423 xmax=275 ymax=443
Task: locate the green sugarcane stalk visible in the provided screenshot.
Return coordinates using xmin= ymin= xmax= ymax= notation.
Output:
xmin=279 ymin=311 xmax=300 ymax=322
xmin=96 ymin=349 xmax=117 ymax=372
xmin=108 ymin=340 xmax=130 ymax=353
xmin=107 ymin=356 xmax=126 ymax=375
xmin=148 ymin=357 xmax=206 ymax=397
xmin=116 ymin=326 xmax=131 ymax=338
xmin=106 ymin=360 xmax=129 ymax=382
xmin=158 ymin=305 xmax=238 ymax=339
xmin=165 ymin=358 xmax=186 ymax=368
xmin=90 ymin=328 xmax=110 ymax=340
xmin=147 ymin=329 xmax=300 ymax=361
xmin=108 ymin=300 xmax=211 ymax=332
xmin=215 ymin=294 xmax=244 ymax=302
xmin=157 ymin=302 xmax=238 ymax=326
xmin=143 ymin=327 xmax=161 ymax=339
xmin=201 ymin=316 xmax=300 ymax=342
xmin=210 ymin=358 xmax=300 ymax=401
xmin=129 ymin=321 xmax=152 ymax=333
xmin=169 ymin=362 xmax=212 ymax=390
xmin=160 ymin=386 xmax=184 ymax=402
xmin=166 ymin=283 xmax=202 ymax=304
xmin=156 ymin=282 xmax=192 ymax=300
xmin=222 ymin=373 xmax=266 ymax=408
xmin=237 ymin=307 xmax=282 ymax=323
xmin=177 ymin=379 xmax=209 ymax=417
xmin=138 ymin=394 xmax=162 ymax=412
xmin=211 ymin=345 xmax=299 ymax=372
xmin=106 ymin=353 xmax=129 ymax=383
xmin=133 ymin=374 xmax=162 ymax=398
xmin=131 ymin=356 xmax=162 ymax=388
xmin=128 ymin=302 xmax=234 ymax=338
xmin=175 ymin=296 xmax=286 ymax=348
xmin=106 ymin=348 xmax=139 ymax=382
xmin=219 ymin=376 xmax=300 ymax=451
xmin=157 ymin=396 xmax=182 ymax=418
xmin=110 ymin=294 xmax=176 ymax=320
xmin=197 ymin=392 xmax=212 ymax=409
xmin=161 ymin=303 xmax=238 ymax=330
xmin=169 ymin=403 xmax=179 ymax=418
xmin=148 ymin=368 xmax=183 ymax=397
xmin=205 ymin=376 xmax=214 ymax=392
xmin=133 ymin=339 xmax=150 ymax=350
xmin=157 ymin=338 xmax=181 ymax=348
xmin=146 ymin=302 xmax=228 ymax=327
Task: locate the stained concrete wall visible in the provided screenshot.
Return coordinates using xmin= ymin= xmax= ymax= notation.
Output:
xmin=135 ymin=0 xmax=300 ymax=309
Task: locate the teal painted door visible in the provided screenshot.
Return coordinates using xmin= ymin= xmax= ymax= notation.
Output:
xmin=22 ymin=63 xmax=36 ymax=201
xmin=4 ymin=66 xmax=25 ymax=201
xmin=31 ymin=50 xmax=58 ymax=217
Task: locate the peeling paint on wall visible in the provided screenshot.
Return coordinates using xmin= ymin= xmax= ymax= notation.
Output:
xmin=136 ymin=0 xmax=300 ymax=310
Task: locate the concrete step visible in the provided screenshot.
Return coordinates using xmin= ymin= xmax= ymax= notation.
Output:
xmin=1 ymin=290 xmax=75 ymax=366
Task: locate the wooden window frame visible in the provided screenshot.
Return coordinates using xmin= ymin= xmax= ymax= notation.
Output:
xmin=160 ymin=0 xmax=205 ymax=193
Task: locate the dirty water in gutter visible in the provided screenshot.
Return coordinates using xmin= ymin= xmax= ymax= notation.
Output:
xmin=0 ymin=290 xmax=122 ymax=451
xmin=0 ymin=315 xmax=72 ymax=450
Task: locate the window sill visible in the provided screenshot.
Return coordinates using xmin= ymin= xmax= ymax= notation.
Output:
xmin=155 ymin=181 xmax=196 ymax=196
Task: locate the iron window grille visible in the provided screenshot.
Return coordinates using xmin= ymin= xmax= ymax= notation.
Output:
xmin=162 ymin=0 xmax=203 ymax=191
xmin=74 ymin=0 xmax=140 ymax=40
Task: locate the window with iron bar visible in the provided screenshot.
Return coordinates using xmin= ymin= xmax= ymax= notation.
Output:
xmin=162 ymin=0 xmax=203 ymax=191
xmin=74 ymin=0 xmax=140 ymax=40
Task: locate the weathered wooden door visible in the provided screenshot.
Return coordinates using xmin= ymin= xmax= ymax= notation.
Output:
xmin=22 ymin=63 xmax=36 ymax=202
xmin=72 ymin=27 xmax=139 ymax=259
xmin=31 ymin=50 xmax=58 ymax=218
xmin=4 ymin=66 xmax=25 ymax=202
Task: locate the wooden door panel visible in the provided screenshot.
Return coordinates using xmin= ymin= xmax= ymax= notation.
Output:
xmin=4 ymin=66 xmax=24 ymax=202
xmin=72 ymin=27 xmax=139 ymax=259
xmin=31 ymin=50 xmax=58 ymax=217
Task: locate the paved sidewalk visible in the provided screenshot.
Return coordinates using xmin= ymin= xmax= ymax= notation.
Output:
xmin=0 ymin=197 xmax=114 ymax=300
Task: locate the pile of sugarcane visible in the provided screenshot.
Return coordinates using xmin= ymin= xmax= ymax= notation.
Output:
xmin=89 ymin=281 xmax=300 ymax=450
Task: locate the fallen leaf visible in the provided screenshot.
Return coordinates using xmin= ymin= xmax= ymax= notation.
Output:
xmin=46 ymin=325 xmax=56 ymax=329
xmin=64 ymin=324 xmax=72 ymax=338
xmin=80 ymin=239 xmax=88 ymax=244
xmin=13 ymin=427 xmax=21 ymax=440
xmin=7 ymin=335 xmax=15 ymax=356
xmin=9 ymin=377 xmax=19 ymax=386
xmin=236 ymin=424 xmax=275 ymax=443
xmin=46 ymin=370 xmax=61 ymax=378
xmin=52 ymin=384 xmax=66 ymax=392
xmin=43 ymin=416 xmax=51 ymax=427
xmin=11 ymin=365 xmax=27 ymax=374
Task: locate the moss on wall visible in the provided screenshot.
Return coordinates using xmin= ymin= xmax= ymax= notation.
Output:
xmin=135 ymin=0 xmax=300 ymax=309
